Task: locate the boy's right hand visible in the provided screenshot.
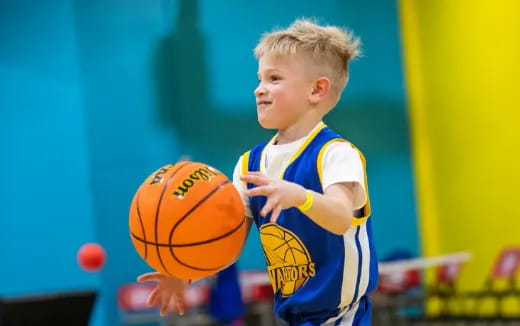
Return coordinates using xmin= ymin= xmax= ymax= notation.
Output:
xmin=137 ymin=272 xmax=189 ymax=316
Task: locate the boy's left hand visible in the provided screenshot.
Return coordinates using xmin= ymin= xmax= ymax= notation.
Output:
xmin=241 ymin=172 xmax=306 ymax=223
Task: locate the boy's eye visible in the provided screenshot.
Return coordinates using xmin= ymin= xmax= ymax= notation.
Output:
xmin=270 ymin=75 xmax=281 ymax=82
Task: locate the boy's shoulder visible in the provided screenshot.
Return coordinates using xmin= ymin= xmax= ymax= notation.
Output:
xmin=312 ymin=125 xmax=350 ymax=147
xmin=317 ymin=126 xmax=367 ymax=157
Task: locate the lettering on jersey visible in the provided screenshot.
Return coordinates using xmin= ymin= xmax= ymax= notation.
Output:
xmin=173 ymin=166 xmax=221 ymax=199
xmin=149 ymin=165 xmax=172 ymax=185
xmin=268 ymin=263 xmax=316 ymax=291
xmin=259 ymin=224 xmax=316 ymax=297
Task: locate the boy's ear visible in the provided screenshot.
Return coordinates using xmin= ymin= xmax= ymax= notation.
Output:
xmin=309 ymin=77 xmax=331 ymax=104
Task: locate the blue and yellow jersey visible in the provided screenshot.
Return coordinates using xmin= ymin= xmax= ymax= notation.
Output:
xmin=241 ymin=122 xmax=378 ymax=325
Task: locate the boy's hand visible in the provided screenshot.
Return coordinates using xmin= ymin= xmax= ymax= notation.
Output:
xmin=137 ymin=272 xmax=189 ymax=316
xmin=241 ymin=172 xmax=306 ymax=222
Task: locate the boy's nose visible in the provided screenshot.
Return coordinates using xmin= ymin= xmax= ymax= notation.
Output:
xmin=254 ymin=85 xmax=266 ymax=97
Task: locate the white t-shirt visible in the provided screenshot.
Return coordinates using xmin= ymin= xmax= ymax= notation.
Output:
xmin=232 ymin=123 xmax=367 ymax=218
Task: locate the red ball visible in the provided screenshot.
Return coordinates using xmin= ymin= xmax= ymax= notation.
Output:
xmin=77 ymin=243 xmax=106 ymax=272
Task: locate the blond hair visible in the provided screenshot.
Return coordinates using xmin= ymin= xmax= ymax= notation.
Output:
xmin=254 ymin=19 xmax=360 ymax=99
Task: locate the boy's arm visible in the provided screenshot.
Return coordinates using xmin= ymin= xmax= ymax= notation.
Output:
xmin=299 ymin=182 xmax=354 ymax=235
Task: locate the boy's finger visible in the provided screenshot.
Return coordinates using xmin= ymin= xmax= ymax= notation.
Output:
xmin=243 ymin=171 xmax=265 ymax=177
xmin=160 ymin=304 xmax=168 ymax=317
xmin=174 ymin=294 xmax=186 ymax=316
xmin=137 ymin=272 xmax=162 ymax=283
xmin=270 ymin=205 xmax=282 ymax=223
xmin=146 ymin=287 xmax=160 ymax=306
xmin=167 ymin=296 xmax=178 ymax=315
xmin=160 ymin=295 xmax=172 ymax=316
xmin=240 ymin=173 xmax=269 ymax=186
xmin=245 ymin=185 xmax=271 ymax=197
xmin=169 ymin=295 xmax=185 ymax=316
xmin=261 ymin=198 xmax=276 ymax=216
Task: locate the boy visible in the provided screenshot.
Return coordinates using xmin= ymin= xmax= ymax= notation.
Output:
xmin=138 ymin=19 xmax=378 ymax=325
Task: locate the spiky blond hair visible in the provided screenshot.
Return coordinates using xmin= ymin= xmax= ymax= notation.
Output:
xmin=254 ymin=19 xmax=360 ymax=100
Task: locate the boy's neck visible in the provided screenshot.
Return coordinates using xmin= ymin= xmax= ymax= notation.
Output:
xmin=275 ymin=117 xmax=323 ymax=145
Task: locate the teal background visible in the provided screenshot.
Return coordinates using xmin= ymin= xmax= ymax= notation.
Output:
xmin=0 ymin=1 xmax=417 ymax=325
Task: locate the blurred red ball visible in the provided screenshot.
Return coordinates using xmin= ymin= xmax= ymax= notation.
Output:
xmin=77 ymin=243 xmax=106 ymax=272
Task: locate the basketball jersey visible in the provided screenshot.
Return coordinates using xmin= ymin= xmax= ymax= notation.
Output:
xmin=241 ymin=123 xmax=378 ymax=325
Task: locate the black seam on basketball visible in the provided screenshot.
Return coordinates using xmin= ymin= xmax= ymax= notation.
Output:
xmin=154 ymin=162 xmax=191 ymax=276
xmin=130 ymin=213 xmax=245 ymax=248
xmin=181 ymin=215 xmax=245 ymax=246
xmin=168 ymin=180 xmax=244 ymax=271
xmin=135 ymin=190 xmax=147 ymax=259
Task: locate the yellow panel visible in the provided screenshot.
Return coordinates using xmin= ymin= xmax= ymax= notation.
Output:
xmin=399 ymin=0 xmax=520 ymax=314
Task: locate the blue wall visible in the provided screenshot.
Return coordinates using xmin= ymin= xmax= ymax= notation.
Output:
xmin=0 ymin=0 xmax=98 ymax=294
xmin=0 ymin=0 xmax=103 ymax=324
xmin=0 ymin=1 xmax=418 ymax=325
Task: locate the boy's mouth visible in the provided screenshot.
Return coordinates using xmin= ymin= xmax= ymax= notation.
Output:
xmin=256 ymin=100 xmax=272 ymax=106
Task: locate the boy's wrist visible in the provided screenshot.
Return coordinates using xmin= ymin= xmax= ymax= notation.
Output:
xmin=296 ymin=188 xmax=314 ymax=212
xmin=294 ymin=186 xmax=307 ymax=207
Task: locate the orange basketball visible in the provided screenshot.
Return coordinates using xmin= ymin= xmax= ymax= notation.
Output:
xmin=129 ymin=161 xmax=246 ymax=279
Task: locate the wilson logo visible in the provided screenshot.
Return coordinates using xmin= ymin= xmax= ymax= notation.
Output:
xmin=149 ymin=165 xmax=173 ymax=185
xmin=173 ymin=166 xmax=221 ymax=199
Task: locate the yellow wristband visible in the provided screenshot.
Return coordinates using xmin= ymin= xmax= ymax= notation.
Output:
xmin=297 ymin=190 xmax=314 ymax=212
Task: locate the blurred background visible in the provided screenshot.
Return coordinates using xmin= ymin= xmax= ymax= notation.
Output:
xmin=0 ymin=0 xmax=518 ymax=325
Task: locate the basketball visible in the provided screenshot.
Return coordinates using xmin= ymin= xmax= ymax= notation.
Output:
xmin=129 ymin=161 xmax=246 ymax=279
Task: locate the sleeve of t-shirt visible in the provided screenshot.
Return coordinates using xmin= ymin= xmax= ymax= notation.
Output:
xmin=232 ymin=155 xmax=253 ymax=218
xmin=321 ymin=142 xmax=367 ymax=210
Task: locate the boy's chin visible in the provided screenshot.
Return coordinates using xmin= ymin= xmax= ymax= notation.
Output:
xmin=257 ymin=118 xmax=278 ymax=130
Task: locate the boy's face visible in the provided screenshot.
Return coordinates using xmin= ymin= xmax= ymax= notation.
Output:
xmin=255 ymin=54 xmax=314 ymax=130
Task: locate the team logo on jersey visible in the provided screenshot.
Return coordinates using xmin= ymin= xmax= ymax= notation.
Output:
xmin=259 ymin=224 xmax=316 ymax=297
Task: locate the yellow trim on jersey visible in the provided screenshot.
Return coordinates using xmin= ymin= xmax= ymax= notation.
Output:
xmin=241 ymin=151 xmax=250 ymax=177
xmin=316 ymin=139 xmax=371 ymax=226
xmin=278 ymin=122 xmax=326 ymax=178
xmin=349 ymin=144 xmax=371 ymax=226
xmin=259 ymin=135 xmax=277 ymax=173
xmin=317 ymin=138 xmax=347 ymax=185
